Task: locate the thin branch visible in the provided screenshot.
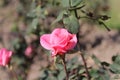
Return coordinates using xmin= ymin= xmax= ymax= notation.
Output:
xmin=61 ymin=55 xmax=69 ymax=80
xmin=98 ymin=21 xmax=111 ymax=31
xmin=68 ymin=5 xmax=85 ymax=11
xmin=12 ymin=69 xmax=18 ymax=80
xmin=74 ymin=9 xmax=79 ymax=19
xmin=8 ymin=67 xmax=18 ymax=80
xmin=77 ymin=33 xmax=91 ymax=80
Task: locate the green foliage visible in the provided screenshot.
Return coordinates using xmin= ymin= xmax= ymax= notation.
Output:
xmin=61 ymin=0 xmax=69 ymax=7
xmin=61 ymin=0 xmax=82 ymax=7
xmin=90 ymin=68 xmax=110 ymax=80
xmin=106 ymin=0 xmax=120 ymax=29
xmin=58 ymin=70 xmax=66 ymax=80
xmin=52 ymin=10 xmax=66 ymax=25
xmin=52 ymin=0 xmax=82 ymax=33
xmin=39 ymin=57 xmax=82 ymax=80
xmin=63 ymin=15 xmax=79 ymax=34
xmin=110 ymin=63 xmax=120 ymax=74
xmin=92 ymin=55 xmax=101 ymax=65
xmin=31 ymin=18 xmax=39 ymax=30
xmin=71 ymin=0 xmax=82 ymax=7
xmin=39 ymin=54 xmax=120 ymax=80
xmin=110 ymin=55 xmax=120 ymax=74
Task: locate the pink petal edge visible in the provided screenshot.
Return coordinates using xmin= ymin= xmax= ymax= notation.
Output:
xmin=40 ymin=34 xmax=52 ymax=50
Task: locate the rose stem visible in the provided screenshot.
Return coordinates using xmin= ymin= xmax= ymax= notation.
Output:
xmin=7 ymin=65 xmax=18 ymax=80
xmin=77 ymin=33 xmax=90 ymax=80
xmin=12 ymin=69 xmax=18 ymax=80
xmin=8 ymin=66 xmax=18 ymax=80
xmin=72 ymin=5 xmax=90 ymax=79
xmin=61 ymin=55 xmax=69 ymax=80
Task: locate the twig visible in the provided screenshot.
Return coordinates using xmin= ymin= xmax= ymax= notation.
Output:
xmin=98 ymin=21 xmax=111 ymax=31
xmin=77 ymin=33 xmax=90 ymax=80
xmin=68 ymin=5 xmax=85 ymax=11
xmin=61 ymin=55 xmax=69 ymax=80
xmin=7 ymin=65 xmax=18 ymax=80
xmin=12 ymin=69 xmax=18 ymax=80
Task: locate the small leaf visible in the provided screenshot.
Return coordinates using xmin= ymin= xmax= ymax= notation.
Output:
xmin=110 ymin=63 xmax=120 ymax=74
xmin=101 ymin=71 xmax=110 ymax=80
xmin=89 ymin=69 xmax=99 ymax=78
xmin=69 ymin=74 xmax=77 ymax=79
xmin=110 ymin=54 xmax=120 ymax=74
xmin=36 ymin=5 xmax=41 ymax=17
xmin=78 ymin=69 xmax=85 ymax=74
xmin=61 ymin=0 xmax=69 ymax=7
xmin=114 ymin=55 xmax=120 ymax=65
xmin=58 ymin=70 xmax=66 ymax=80
xmin=31 ymin=18 xmax=39 ymax=30
xmin=82 ymin=78 xmax=87 ymax=80
xmin=52 ymin=11 xmax=66 ymax=25
xmin=63 ymin=15 xmax=79 ymax=34
xmin=91 ymin=55 xmax=101 ymax=65
xmin=71 ymin=0 xmax=82 ymax=7
xmin=11 ymin=23 xmax=19 ymax=32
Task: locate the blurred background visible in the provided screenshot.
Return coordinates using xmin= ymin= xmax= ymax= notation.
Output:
xmin=0 ymin=0 xmax=120 ymax=80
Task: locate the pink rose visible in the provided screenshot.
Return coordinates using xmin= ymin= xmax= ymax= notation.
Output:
xmin=0 ymin=48 xmax=13 ymax=66
xmin=40 ymin=28 xmax=77 ymax=56
xmin=24 ymin=46 xmax=33 ymax=57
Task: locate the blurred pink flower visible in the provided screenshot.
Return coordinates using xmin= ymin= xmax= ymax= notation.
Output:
xmin=0 ymin=48 xmax=13 ymax=66
xmin=40 ymin=28 xmax=77 ymax=57
xmin=25 ymin=46 xmax=33 ymax=57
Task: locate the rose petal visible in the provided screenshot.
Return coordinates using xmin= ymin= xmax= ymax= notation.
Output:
xmin=0 ymin=48 xmax=13 ymax=66
xmin=2 ymin=51 xmax=9 ymax=66
xmin=40 ymin=28 xmax=78 ymax=57
xmin=8 ymin=51 xmax=12 ymax=57
xmin=51 ymin=47 xmax=66 ymax=56
xmin=40 ymin=34 xmax=52 ymax=50
xmin=65 ymin=34 xmax=77 ymax=50
xmin=50 ymin=28 xmax=69 ymax=47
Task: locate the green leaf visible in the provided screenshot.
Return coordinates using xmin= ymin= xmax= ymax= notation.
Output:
xmin=36 ymin=5 xmax=41 ymax=17
xmin=114 ymin=55 xmax=120 ymax=65
xmin=78 ymin=69 xmax=85 ymax=74
xmin=61 ymin=0 xmax=69 ymax=7
xmin=89 ymin=69 xmax=99 ymax=78
xmin=67 ymin=57 xmax=80 ymax=70
xmin=27 ymin=5 xmax=36 ymax=18
xmin=110 ymin=63 xmax=120 ymax=74
xmin=101 ymin=71 xmax=110 ymax=80
xmin=90 ymin=68 xmax=110 ymax=80
xmin=58 ymin=70 xmax=66 ymax=80
xmin=18 ymin=76 xmax=23 ymax=80
xmin=11 ymin=23 xmax=19 ymax=32
xmin=12 ymin=38 xmax=20 ymax=50
xmin=71 ymin=0 xmax=82 ymax=7
xmin=31 ymin=18 xmax=39 ymax=30
xmin=69 ymin=74 xmax=77 ymax=80
xmin=82 ymin=78 xmax=87 ymax=80
xmin=110 ymin=54 xmax=120 ymax=74
xmin=52 ymin=11 xmax=66 ymax=25
xmin=92 ymin=55 xmax=101 ymax=65
xmin=63 ymin=15 xmax=79 ymax=34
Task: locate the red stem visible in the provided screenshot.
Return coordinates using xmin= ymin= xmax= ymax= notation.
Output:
xmin=77 ymin=34 xmax=90 ymax=80
xmin=61 ymin=55 xmax=69 ymax=80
